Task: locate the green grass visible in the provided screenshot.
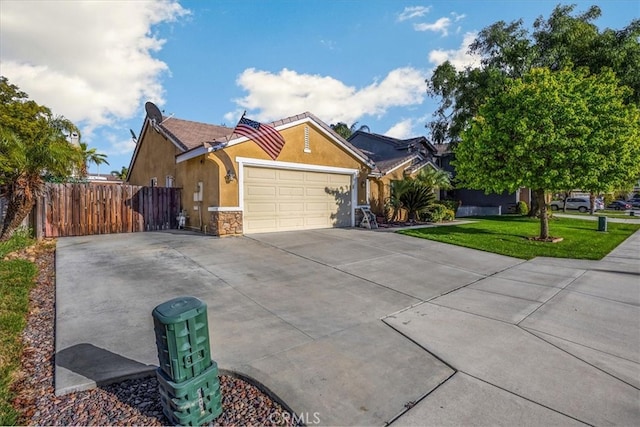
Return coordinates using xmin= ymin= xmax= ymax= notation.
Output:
xmin=0 ymin=231 xmax=37 ymax=426
xmin=398 ymin=215 xmax=640 ymax=260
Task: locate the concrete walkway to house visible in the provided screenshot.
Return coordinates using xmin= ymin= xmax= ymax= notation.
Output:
xmin=55 ymin=227 xmax=640 ymax=426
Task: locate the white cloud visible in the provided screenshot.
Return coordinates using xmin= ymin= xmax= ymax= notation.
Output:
xmin=385 ymin=119 xmax=415 ymax=139
xmin=227 ymin=67 xmax=427 ymax=125
xmin=451 ymin=12 xmax=466 ymax=22
xmin=0 ymin=0 xmax=189 ymax=133
xmin=428 ymin=32 xmax=481 ymax=70
xmin=103 ymin=132 xmax=138 ymax=156
xmin=414 ymin=17 xmax=452 ymax=36
xmin=397 ymin=6 xmax=431 ymax=22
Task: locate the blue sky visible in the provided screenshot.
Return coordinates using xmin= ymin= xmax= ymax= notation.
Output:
xmin=1 ymin=0 xmax=637 ymax=173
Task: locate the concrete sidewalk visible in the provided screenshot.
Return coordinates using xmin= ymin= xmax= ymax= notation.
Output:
xmin=55 ymin=227 xmax=640 ymax=426
xmin=554 ymin=212 xmax=640 ymax=223
xmin=387 ymin=230 xmax=640 ymax=426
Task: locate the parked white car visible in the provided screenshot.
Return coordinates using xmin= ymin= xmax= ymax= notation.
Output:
xmin=549 ymin=197 xmax=600 ymax=213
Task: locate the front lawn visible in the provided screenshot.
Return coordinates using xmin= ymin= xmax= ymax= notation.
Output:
xmin=398 ymin=215 xmax=640 ymax=260
xmin=0 ymin=231 xmax=37 ymax=426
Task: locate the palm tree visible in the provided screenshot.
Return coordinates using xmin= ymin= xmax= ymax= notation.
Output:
xmin=0 ymin=122 xmax=83 ymax=240
xmin=110 ymin=166 xmax=129 ymax=181
xmin=415 ymin=167 xmax=452 ymax=190
xmin=386 ymin=178 xmax=437 ymax=222
xmin=78 ymin=142 xmax=109 ymax=176
xmin=350 ymin=122 xmax=370 ymax=134
xmin=330 ymin=122 xmax=370 ymax=139
xmin=400 ymin=181 xmax=436 ymax=222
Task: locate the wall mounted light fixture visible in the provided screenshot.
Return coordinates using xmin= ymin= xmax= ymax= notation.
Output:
xmin=225 ymin=170 xmax=236 ymax=183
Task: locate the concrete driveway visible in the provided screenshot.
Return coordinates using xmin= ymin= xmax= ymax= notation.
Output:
xmin=55 ymin=227 xmax=640 ymax=426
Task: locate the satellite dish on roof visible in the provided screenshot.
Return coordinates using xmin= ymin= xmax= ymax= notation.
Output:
xmin=145 ymin=101 xmax=163 ymax=124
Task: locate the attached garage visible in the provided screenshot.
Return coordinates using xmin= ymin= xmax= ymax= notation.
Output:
xmin=242 ymin=165 xmax=354 ymax=233
xmin=133 ymin=110 xmax=374 ymax=237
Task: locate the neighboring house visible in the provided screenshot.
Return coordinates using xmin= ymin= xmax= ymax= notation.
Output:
xmin=348 ymin=131 xmax=440 ymax=217
xmin=127 ymin=108 xmax=374 ymax=236
xmin=437 ymin=143 xmax=531 ymax=214
xmin=86 ymin=173 xmax=124 ymax=184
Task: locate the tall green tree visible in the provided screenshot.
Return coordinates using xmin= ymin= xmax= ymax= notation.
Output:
xmin=0 ymin=76 xmax=82 ymax=240
xmin=427 ymin=5 xmax=640 ymax=145
xmin=78 ymin=142 xmax=109 ymax=177
xmin=454 ymin=68 xmax=640 ymax=240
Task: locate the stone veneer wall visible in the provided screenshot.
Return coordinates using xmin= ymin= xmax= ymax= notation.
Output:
xmin=209 ymin=211 xmax=243 ymax=236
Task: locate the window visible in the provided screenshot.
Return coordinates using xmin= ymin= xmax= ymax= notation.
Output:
xmin=166 ymin=175 xmax=174 ymax=187
xmin=150 ymin=177 xmax=157 ymax=187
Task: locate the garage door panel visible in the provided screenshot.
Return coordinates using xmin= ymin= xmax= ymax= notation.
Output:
xmin=244 ymin=167 xmax=352 ymax=233
xmin=246 ymin=185 xmax=277 ymax=197
xmin=329 ymin=174 xmax=350 ymax=184
xmin=278 ymin=186 xmax=304 ymax=196
xmin=278 ymin=170 xmax=304 ymax=181
xmin=278 ymin=202 xmax=305 ymax=213
xmin=305 ymin=202 xmax=333 ymax=212
xmin=305 ymin=187 xmax=331 ymax=197
xmin=277 ymin=217 xmax=305 ymax=228
xmin=245 ymin=202 xmax=277 ymax=214
xmin=246 ymin=167 xmax=277 ymax=180
xmin=304 ymin=173 xmax=330 ymax=183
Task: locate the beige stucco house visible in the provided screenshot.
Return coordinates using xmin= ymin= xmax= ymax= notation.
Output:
xmin=127 ymin=108 xmax=375 ymax=236
xmin=348 ymin=131 xmax=441 ymax=218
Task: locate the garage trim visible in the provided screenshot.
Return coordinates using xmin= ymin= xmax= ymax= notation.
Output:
xmin=236 ymin=157 xmax=359 ymax=227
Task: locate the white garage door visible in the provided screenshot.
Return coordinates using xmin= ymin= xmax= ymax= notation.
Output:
xmin=243 ymin=167 xmax=352 ymax=233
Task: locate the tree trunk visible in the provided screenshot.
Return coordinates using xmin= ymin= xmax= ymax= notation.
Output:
xmin=528 ymin=193 xmax=539 ymax=218
xmin=0 ymin=193 xmax=35 ymax=241
xmin=562 ymin=191 xmax=569 ymax=212
xmin=589 ymin=191 xmax=596 ymax=215
xmin=536 ymin=189 xmax=549 ymax=240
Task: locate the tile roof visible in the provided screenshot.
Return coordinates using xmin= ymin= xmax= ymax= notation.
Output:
xmin=348 ymin=131 xmax=438 ymax=175
xmin=170 ymin=111 xmax=374 ymax=167
xmin=159 ymin=117 xmax=234 ymax=151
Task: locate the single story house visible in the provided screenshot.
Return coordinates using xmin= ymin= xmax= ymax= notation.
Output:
xmin=437 ymin=143 xmax=531 ymax=214
xmin=347 ymin=131 xmax=440 ymax=217
xmin=127 ymin=105 xmax=374 ymax=236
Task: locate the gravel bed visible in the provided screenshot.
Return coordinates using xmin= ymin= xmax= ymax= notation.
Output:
xmin=9 ymin=241 xmax=298 ymax=426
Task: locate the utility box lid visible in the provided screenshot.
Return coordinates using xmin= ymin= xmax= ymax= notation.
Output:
xmin=153 ymin=296 xmax=205 ymax=324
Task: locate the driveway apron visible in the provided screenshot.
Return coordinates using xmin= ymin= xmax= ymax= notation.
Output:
xmin=55 ymin=227 xmax=639 ymax=425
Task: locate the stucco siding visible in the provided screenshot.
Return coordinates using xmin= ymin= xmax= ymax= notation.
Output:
xmin=128 ymin=125 xmax=179 ymax=187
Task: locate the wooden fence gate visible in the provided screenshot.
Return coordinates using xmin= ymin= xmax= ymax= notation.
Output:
xmin=33 ymin=183 xmax=181 ymax=238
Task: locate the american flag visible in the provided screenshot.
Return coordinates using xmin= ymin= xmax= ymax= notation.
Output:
xmin=234 ymin=116 xmax=285 ymax=160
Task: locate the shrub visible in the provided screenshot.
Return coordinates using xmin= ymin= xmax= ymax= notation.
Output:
xmin=517 ymin=201 xmax=529 ymax=215
xmin=427 ymin=203 xmax=455 ymax=222
xmin=439 ymin=199 xmax=460 ymax=214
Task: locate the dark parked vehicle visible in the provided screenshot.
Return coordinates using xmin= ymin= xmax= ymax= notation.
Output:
xmin=630 ymin=199 xmax=640 ymax=209
xmin=607 ymin=200 xmax=632 ymax=210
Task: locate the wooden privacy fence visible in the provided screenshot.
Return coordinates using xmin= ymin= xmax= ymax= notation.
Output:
xmin=34 ymin=183 xmax=181 ymax=238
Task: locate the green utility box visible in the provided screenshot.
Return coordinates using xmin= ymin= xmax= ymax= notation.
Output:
xmin=153 ymin=296 xmax=223 ymax=426
xmin=153 ymin=296 xmax=212 ymax=383
xmin=597 ymin=216 xmax=608 ymax=232
xmin=157 ymin=361 xmax=223 ymax=426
